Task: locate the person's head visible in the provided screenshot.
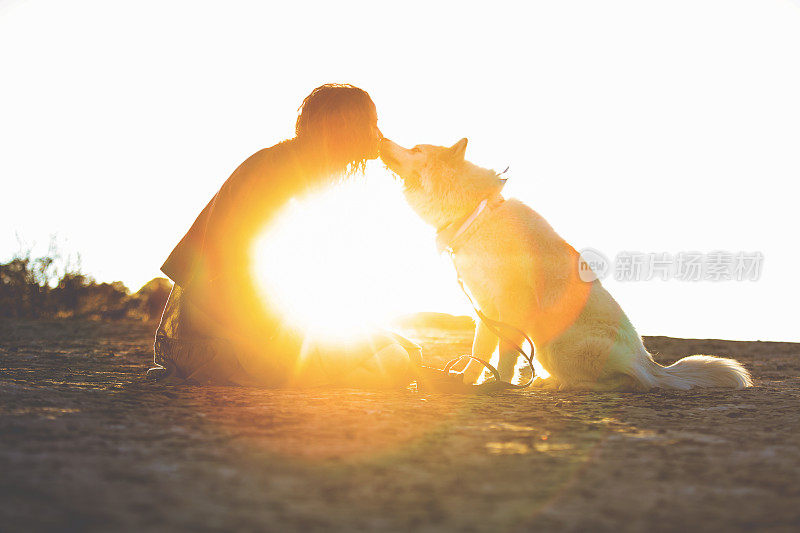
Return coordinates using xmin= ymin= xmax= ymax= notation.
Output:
xmin=295 ymin=84 xmax=380 ymax=175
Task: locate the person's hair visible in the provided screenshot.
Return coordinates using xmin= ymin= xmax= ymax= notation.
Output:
xmin=295 ymin=84 xmax=377 ymax=175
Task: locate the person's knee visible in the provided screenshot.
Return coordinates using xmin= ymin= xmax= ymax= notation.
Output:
xmin=348 ymin=343 xmax=416 ymax=389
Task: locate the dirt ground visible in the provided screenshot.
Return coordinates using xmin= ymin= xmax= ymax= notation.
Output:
xmin=1 ymin=320 xmax=799 ymax=532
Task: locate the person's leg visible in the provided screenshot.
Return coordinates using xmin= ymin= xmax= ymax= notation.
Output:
xmin=150 ymin=287 xmax=418 ymax=388
xmin=340 ymin=342 xmax=418 ymax=389
xmin=148 ymin=285 xmax=282 ymax=386
xmin=147 ymin=285 xmax=182 ymax=381
xmin=295 ymin=331 xmax=420 ymax=389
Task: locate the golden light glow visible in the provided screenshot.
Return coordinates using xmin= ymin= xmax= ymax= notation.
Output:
xmin=251 ymin=167 xmax=469 ymax=342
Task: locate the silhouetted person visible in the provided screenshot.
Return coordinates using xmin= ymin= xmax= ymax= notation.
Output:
xmin=149 ymin=84 xmax=417 ymax=387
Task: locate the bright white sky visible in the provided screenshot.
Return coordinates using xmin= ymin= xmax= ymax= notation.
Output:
xmin=1 ymin=0 xmax=799 ymax=341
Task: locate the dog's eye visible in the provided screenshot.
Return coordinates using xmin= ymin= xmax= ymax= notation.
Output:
xmin=411 ymin=147 xmax=421 ymax=154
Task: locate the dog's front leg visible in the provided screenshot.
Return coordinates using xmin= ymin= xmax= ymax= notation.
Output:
xmin=460 ymin=320 xmax=499 ymax=384
xmin=497 ymin=333 xmax=525 ymax=383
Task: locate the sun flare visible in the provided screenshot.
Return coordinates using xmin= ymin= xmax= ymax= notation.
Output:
xmin=251 ymin=167 xmax=468 ymax=342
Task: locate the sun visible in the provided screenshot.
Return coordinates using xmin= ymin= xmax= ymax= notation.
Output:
xmin=250 ymin=167 xmax=550 ymax=383
xmin=250 ymin=167 xmax=468 ymax=342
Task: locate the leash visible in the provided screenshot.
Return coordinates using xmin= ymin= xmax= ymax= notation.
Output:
xmin=385 ymin=265 xmax=537 ymax=393
xmin=442 ymin=251 xmax=537 ymax=391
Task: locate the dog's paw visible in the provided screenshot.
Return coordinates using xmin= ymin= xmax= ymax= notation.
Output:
xmin=530 ymin=376 xmax=560 ymax=390
xmin=460 ymin=361 xmax=488 ymax=385
xmin=446 ymin=370 xmax=473 ymax=385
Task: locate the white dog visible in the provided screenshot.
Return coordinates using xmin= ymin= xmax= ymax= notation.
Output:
xmin=381 ymin=138 xmax=752 ymax=391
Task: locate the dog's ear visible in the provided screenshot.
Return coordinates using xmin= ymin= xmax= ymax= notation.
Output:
xmin=447 ymin=138 xmax=468 ymax=162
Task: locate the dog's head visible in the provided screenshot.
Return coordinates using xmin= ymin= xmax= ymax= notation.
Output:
xmin=380 ymin=138 xmax=505 ymax=229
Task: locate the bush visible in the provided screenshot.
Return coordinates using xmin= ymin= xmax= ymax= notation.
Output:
xmin=129 ymin=277 xmax=173 ymax=321
xmin=0 ymin=244 xmax=171 ymax=321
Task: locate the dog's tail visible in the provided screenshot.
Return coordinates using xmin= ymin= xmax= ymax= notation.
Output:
xmin=627 ymin=348 xmax=752 ymax=390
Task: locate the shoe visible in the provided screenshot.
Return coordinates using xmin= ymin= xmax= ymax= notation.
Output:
xmin=145 ymin=365 xmax=170 ymax=382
